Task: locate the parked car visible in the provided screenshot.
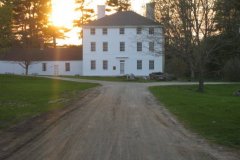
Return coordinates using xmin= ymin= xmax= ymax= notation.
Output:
xmin=149 ymin=72 xmax=165 ymax=80
xmin=149 ymin=72 xmax=176 ymax=81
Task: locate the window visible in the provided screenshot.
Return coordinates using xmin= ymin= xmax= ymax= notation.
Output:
xmin=149 ymin=42 xmax=154 ymax=52
xmin=91 ymin=60 xmax=96 ymax=70
xmin=137 ymin=42 xmax=142 ymax=52
xmin=113 ymin=66 xmax=116 ymax=70
xmin=42 ymin=63 xmax=47 ymax=71
xmin=137 ymin=27 xmax=142 ymax=34
xmin=103 ymin=60 xmax=108 ymax=70
xmin=119 ymin=28 xmax=125 ymax=34
xmin=65 ymin=63 xmax=70 ymax=72
xmin=120 ymin=42 xmax=125 ymax=51
xmin=103 ymin=42 xmax=108 ymax=52
xmin=91 ymin=42 xmax=96 ymax=51
xmin=137 ymin=60 xmax=142 ymax=70
xmin=149 ymin=27 xmax=154 ymax=34
xmin=149 ymin=60 xmax=154 ymax=70
xmin=90 ymin=28 xmax=95 ymax=35
xmin=103 ymin=28 xmax=108 ymax=35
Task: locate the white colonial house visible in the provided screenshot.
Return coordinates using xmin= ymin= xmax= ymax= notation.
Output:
xmin=0 ymin=4 xmax=164 ymax=77
xmin=82 ymin=5 xmax=164 ymax=76
xmin=0 ymin=48 xmax=83 ymax=76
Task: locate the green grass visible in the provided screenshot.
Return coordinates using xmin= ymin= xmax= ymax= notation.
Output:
xmin=62 ymin=75 xmax=158 ymax=83
xmin=0 ymin=75 xmax=99 ymax=129
xmin=149 ymin=84 xmax=240 ymax=148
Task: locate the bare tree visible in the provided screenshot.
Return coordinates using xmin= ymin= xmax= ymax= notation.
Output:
xmin=154 ymin=0 xmax=196 ymax=80
xmin=190 ymin=0 xmax=217 ymax=92
xmin=17 ymin=60 xmax=34 ymax=75
xmin=154 ymin=0 xmax=218 ymax=92
xmin=13 ymin=51 xmax=37 ymax=75
xmin=128 ymin=26 xmax=165 ymax=76
xmin=138 ymin=27 xmax=165 ymax=56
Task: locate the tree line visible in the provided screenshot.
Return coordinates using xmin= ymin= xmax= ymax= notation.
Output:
xmin=0 ymin=0 xmax=131 ymax=50
xmin=0 ymin=0 xmax=131 ymax=75
xmin=0 ymin=0 xmax=66 ymax=49
xmin=3 ymin=0 xmax=238 ymax=89
xmin=153 ymin=0 xmax=240 ymax=91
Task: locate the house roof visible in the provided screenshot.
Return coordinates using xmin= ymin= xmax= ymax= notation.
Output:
xmin=0 ymin=47 xmax=83 ymax=61
xmin=84 ymin=11 xmax=160 ymax=27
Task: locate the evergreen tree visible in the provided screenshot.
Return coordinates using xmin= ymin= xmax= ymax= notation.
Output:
xmin=215 ymin=0 xmax=240 ymax=34
xmin=214 ymin=0 xmax=240 ymax=57
xmin=106 ymin=0 xmax=131 ymax=12
xmin=206 ymin=0 xmax=240 ymax=79
xmin=74 ymin=0 xmax=94 ymax=38
xmin=11 ymin=0 xmax=51 ymax=48
xmin=43 ymin=25 xmax=69 ymax=48
xmin=0 ymin=0 xmax=13 ymax=52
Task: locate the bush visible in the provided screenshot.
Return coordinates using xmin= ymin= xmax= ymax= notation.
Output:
xmin=223 ymin=58 xmax=240 ymax=81
xmin=166 ymin=57 xmax=187 ymax=79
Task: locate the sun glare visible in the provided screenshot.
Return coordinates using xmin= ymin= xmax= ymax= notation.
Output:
xmin=50 ymin=0 xmax=81 ymax=45
xmin=50 ymin=0 xmax=151 ymax=46
xmin=51 ymin=0 xmax=78 ymax=28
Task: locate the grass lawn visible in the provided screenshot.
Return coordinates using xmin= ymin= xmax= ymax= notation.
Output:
xmin=149 ymin=84 xmax=240 ymax=148
xmin=0 ymin=75 xmax=99 ymax=129
xmin=62 ymin=75 xmax=158 ymax=83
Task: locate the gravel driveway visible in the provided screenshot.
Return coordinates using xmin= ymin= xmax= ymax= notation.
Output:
xmin=6 ymin=78 xmax=239 ymax=160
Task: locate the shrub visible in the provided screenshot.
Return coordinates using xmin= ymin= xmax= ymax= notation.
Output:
xmin=166 ymin=57 xmax=187 ymax=79
xmin=223 ymin=58 xmax=240 ymax=81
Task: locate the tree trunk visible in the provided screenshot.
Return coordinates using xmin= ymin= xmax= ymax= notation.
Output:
xmin=25 ymin=65 xmax=29 ymax=75
xmin=53 ymin=36 xmax=56 ymax=48
xmin=198 ymin=77 xmax=204 ymax=92
xmin=198 ymin=68 xmax=205 ymax=92
xmin=190 ymin=68 xmax=195 ymax=81
xmin=189 ymin=62 xmax=195 ymax=81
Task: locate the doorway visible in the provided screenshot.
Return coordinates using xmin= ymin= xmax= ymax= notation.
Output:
xmin=54 ymin=65 xmax=59 ymax=76
xmin=120 ymin=60 xmax=125 ymax=75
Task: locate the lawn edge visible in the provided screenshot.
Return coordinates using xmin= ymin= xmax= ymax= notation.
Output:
xmin=148 ymin=85 xmax=240 ymax=154
xmin=0 ymin=86 xmax=101 ymax=160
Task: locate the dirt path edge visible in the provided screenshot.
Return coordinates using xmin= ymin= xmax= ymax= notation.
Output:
xmin=0 ymin=87 xmax=100 ymax=160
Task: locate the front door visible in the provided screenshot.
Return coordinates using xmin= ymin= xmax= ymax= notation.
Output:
xmin=120 ymin=60 xmax=125 ymax=75
xmin=54 ymin=65 xmax=59 ymax=76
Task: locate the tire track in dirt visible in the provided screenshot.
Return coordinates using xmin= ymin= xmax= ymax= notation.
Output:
xmin=5 ymin=80 xmax=239 ymax=160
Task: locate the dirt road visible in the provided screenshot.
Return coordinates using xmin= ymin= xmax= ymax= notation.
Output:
xmin=6 ymin=79 xmax=239 ymax=160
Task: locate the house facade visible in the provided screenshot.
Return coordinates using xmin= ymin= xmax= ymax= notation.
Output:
xmin=82 ymin=8 xmax=164 ymax=76
xmin=0 ymin=48 xmax=82 ymax=76
xmin=0 ymin=4 xmax=164 ymax=77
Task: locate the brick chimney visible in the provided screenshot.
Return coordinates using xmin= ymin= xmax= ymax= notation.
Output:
xmin=97 ymin=5 xmax=105 ymax=19
xmin=146 ymin=3 xmax=155 ymax=21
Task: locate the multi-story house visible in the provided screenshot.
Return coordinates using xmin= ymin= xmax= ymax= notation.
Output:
xmin=0 ymin=4 xmax=164 ymax=77
xmin=82 ymin=5 xmax=164 ymax=76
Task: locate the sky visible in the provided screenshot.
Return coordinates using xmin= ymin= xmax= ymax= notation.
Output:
xmin=51 ymin=0 xmax=151 ymax=45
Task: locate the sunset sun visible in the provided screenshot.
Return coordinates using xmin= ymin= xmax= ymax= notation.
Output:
xmin=50 ymin=0 xmax=150 ymax=45
xmin=51 ymin=0 xmax=78 ymax=28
